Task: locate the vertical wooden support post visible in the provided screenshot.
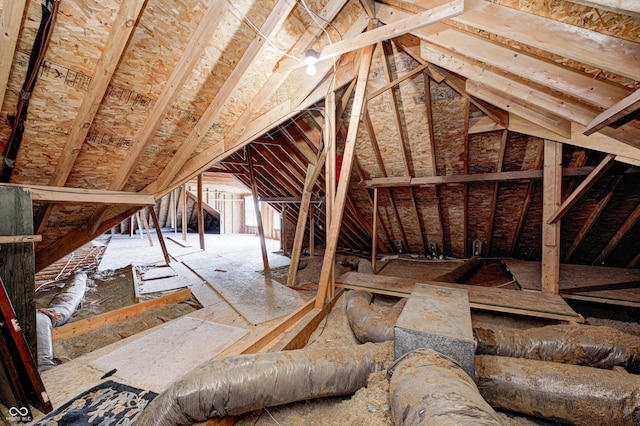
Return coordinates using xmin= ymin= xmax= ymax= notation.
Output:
xmin=372 ymin=187 xmax=378 ymax=274
xmin=247 ymin=146 xmax=270 ymax=273
xmin=281 ymin=205 xmax=288 ymax=256
xmin=0 ymin=187 xmax=36 ymax=356
xmin=542 ymin=140 xmax=562 ymax=294
xmin=140 ymin=209 xmax=153 ymax=246
xmin=197 ymin=174 xmax=205 ymax=250
xmin=129 ymin=214 xmax=135 ymax=237
xmin=149 ymin=207 xmax=171 ymax=265
xmin=170 ymin=189 xmax=176 ymax=233
xmin=136 ymin=212 xmax=144 ymax=239
xmin=309 ymin=204 xmax=315 ymax=257
xmin=316 ymin=45 xmax=374 ymax=308
xmin=181 ymin=184 xmax=187 ymax=241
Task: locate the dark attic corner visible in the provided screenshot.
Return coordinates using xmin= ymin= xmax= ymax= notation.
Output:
xmin=0 ymin=0 xmax=639 ymax=424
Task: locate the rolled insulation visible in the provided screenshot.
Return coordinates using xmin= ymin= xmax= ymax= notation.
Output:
xmin=36 ymin=311 xmax=54 ymax=371
xmin=388 ymin=349 xmax=504 ymax=426
xmin=476 ymin=355 xmax=640 ymax=426
xmin=474 ymin=323 xmax=640 ymax=373
xmin=134 ymin=342 xmax=392 ymax=426
xmin=346 ymin=290 xmax=407 ymax=343
xmin=40 ymin=272 xmax=87 ymax=327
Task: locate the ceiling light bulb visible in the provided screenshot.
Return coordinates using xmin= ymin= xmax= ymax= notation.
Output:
xmin=306 ymin=63 xmax=317 ymax=76
xmin=304 ymin=49 xmax=319 ymax=65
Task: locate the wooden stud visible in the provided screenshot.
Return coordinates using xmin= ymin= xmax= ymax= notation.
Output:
xmin=140 ymin=210 xmax=153 ymax=246
xmin=372 ymin=187 xmax=378 ymax=273
xmin=197 ymin=174 xmax=205 ymax=250
xmin=541 ymin=140 xmax=562 ymax=294
xmin=317 ymin=43 xmax=375 ymax=308
xmin=309 ymin=204 xmax=315 ymax=257
xmin=181 ymin=185 xmax=187 ymax=241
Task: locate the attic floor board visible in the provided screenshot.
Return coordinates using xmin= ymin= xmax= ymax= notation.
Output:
xmin=503 ymin=260 xmax=640 ymax=307
xmin=335 ymin=271 xmax=583 ymax=322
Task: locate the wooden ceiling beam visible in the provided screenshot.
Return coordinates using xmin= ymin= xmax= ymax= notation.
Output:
xmin=466 ymin=80 xmax=572 ymax=138
xmin=0 ymin=183 xmax=155 ymax=205
xmin=362 ymin=166 xmax=608 ymax=187
xmin=153 ymin=0 xmax=296 ymax=191
xmin=0 ymin=0 xmax=27 ymax=109
xmin=428 ymin=0 xmax=640 ymax=81
xmin=509 ymin=116 xmax=640 ymax=164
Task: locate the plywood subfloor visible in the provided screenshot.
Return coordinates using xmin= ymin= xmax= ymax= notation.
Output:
xmin=336 ymin=271 xmax=583 ymax=322
xmin=89 ymin=317 xmax=248 ymax=391
xmin=503 ymin=260 xmax=640 ymax=306
xmin=182 ymin=251 xmax=308 ymax=325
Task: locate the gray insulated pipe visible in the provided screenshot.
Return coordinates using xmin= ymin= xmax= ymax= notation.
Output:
xmin=474 ymin=323 xmax=640 ymax=373
xmin=476 ymin=355 xmax=640 ymax=426
xmin=346 ymin=290 xmax=407 ymax=343
xmin=134 ymin=341 xmax=393 ymax=425
xmin=388 ymin=349 xmax=504 ymax=426
xmin=36 ymin=272 xmax=87 ymax=370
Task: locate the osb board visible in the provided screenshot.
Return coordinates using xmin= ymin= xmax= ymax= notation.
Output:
xmin=336 ymin=271 xmax=583 ymax=322
xmin=430 ymin=80 xmax=467 ymax=176
xmin=489 ymin=181 xmax=531 ymax=257
xmin=468 ymin=131 xmax=502 ymax=174
xmin=503 ymin=259 xmax=640 ymax=305
xmin=413 ymin=185 xmax=444 ymax=251
xmin=439 ymin=185 xmax=467 ymax=258
xmin=467 ymin=181 xmax=497 ymax=253
xmin=89 ymin=317 xmax=249 ymax=391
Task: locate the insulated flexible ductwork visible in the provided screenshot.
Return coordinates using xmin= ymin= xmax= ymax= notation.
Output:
xmin=476 ymin=355 xmax=640 ymax=426
xmin=134 ymin=341 xmax=393 ymax=426
xmin=40 ymin=272 xmax=87 ymax=327
xmin=388 ymin=349 xmax=504 ymax=426
xmin=36 ymin=272 xmax=87 ymax=370
xmin=474 ymin=323 xmax=640 ymax=373
xmin=346 ymin=290 xmax=406 ymax=343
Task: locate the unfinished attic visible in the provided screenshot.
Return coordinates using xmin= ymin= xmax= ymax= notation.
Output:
xmin=1 ymin=0 xmax=640 ymax=424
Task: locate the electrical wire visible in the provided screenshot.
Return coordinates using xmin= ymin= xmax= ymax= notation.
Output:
xmin=227 ymin=0 xmax=301 ymax=61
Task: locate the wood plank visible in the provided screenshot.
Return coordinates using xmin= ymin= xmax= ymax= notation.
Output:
xmin=508 ymin=116 xmax=640 ymax=163
xmin=247 ymin=146 xmax=270 ymax=272
xmin=504 ymin=259 xmax=640 ymax=306
xmin=542 ymin=140 xmax=562 ymax=294
xmin=457 ymin=0 xmax=640 ymax=81
xmin=335 ymin=271 xmax=583 ymax=322
xmin=583 ymin=89 xmax=640 ymax=136
xmin=0 ymin=235 xmax=41 ymax=244
xmin=51 ymin=288 xmax=192 ymax=340
xmin=0 ymin=187 xmax=36 ymax=357
xmin=467 ymin=81 xmax=571 ymax=138
xmin=547 ymin=154 xmax=616 ymax=225
xmin=237 ymin=297 xmax=317 ymax=354
xmin=0 ymin=183 xmax=155 ymax=205
xmin=0 ymin=0 xmax=26 ymax=109
xmin=415 ymin=25 xmax=630 ymax=109
xmin=316 ymin=43 xmax=375 ymax=308
xmin=266 ymin=289 xmax=344 ymax=352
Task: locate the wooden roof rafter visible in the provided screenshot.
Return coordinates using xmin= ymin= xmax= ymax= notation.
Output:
xmin=592 ymin=202 xmax=640 ymax=266
xmin=0 ymin=0 xmax=27 ymax=109
xmin=151 ymin=0 xmax=297 ymax=192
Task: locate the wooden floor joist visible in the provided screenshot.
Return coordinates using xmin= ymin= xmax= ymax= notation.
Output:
xmin=51 ymin=288 xmax=192 ymax=340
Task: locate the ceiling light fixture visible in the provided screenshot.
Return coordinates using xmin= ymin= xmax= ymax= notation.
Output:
xmin=304 ymin=49 xmax=319 ymax=75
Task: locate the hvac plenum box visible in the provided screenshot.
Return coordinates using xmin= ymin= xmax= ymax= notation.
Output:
xmin=394 ymin=283 xmax=476 ymax=378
